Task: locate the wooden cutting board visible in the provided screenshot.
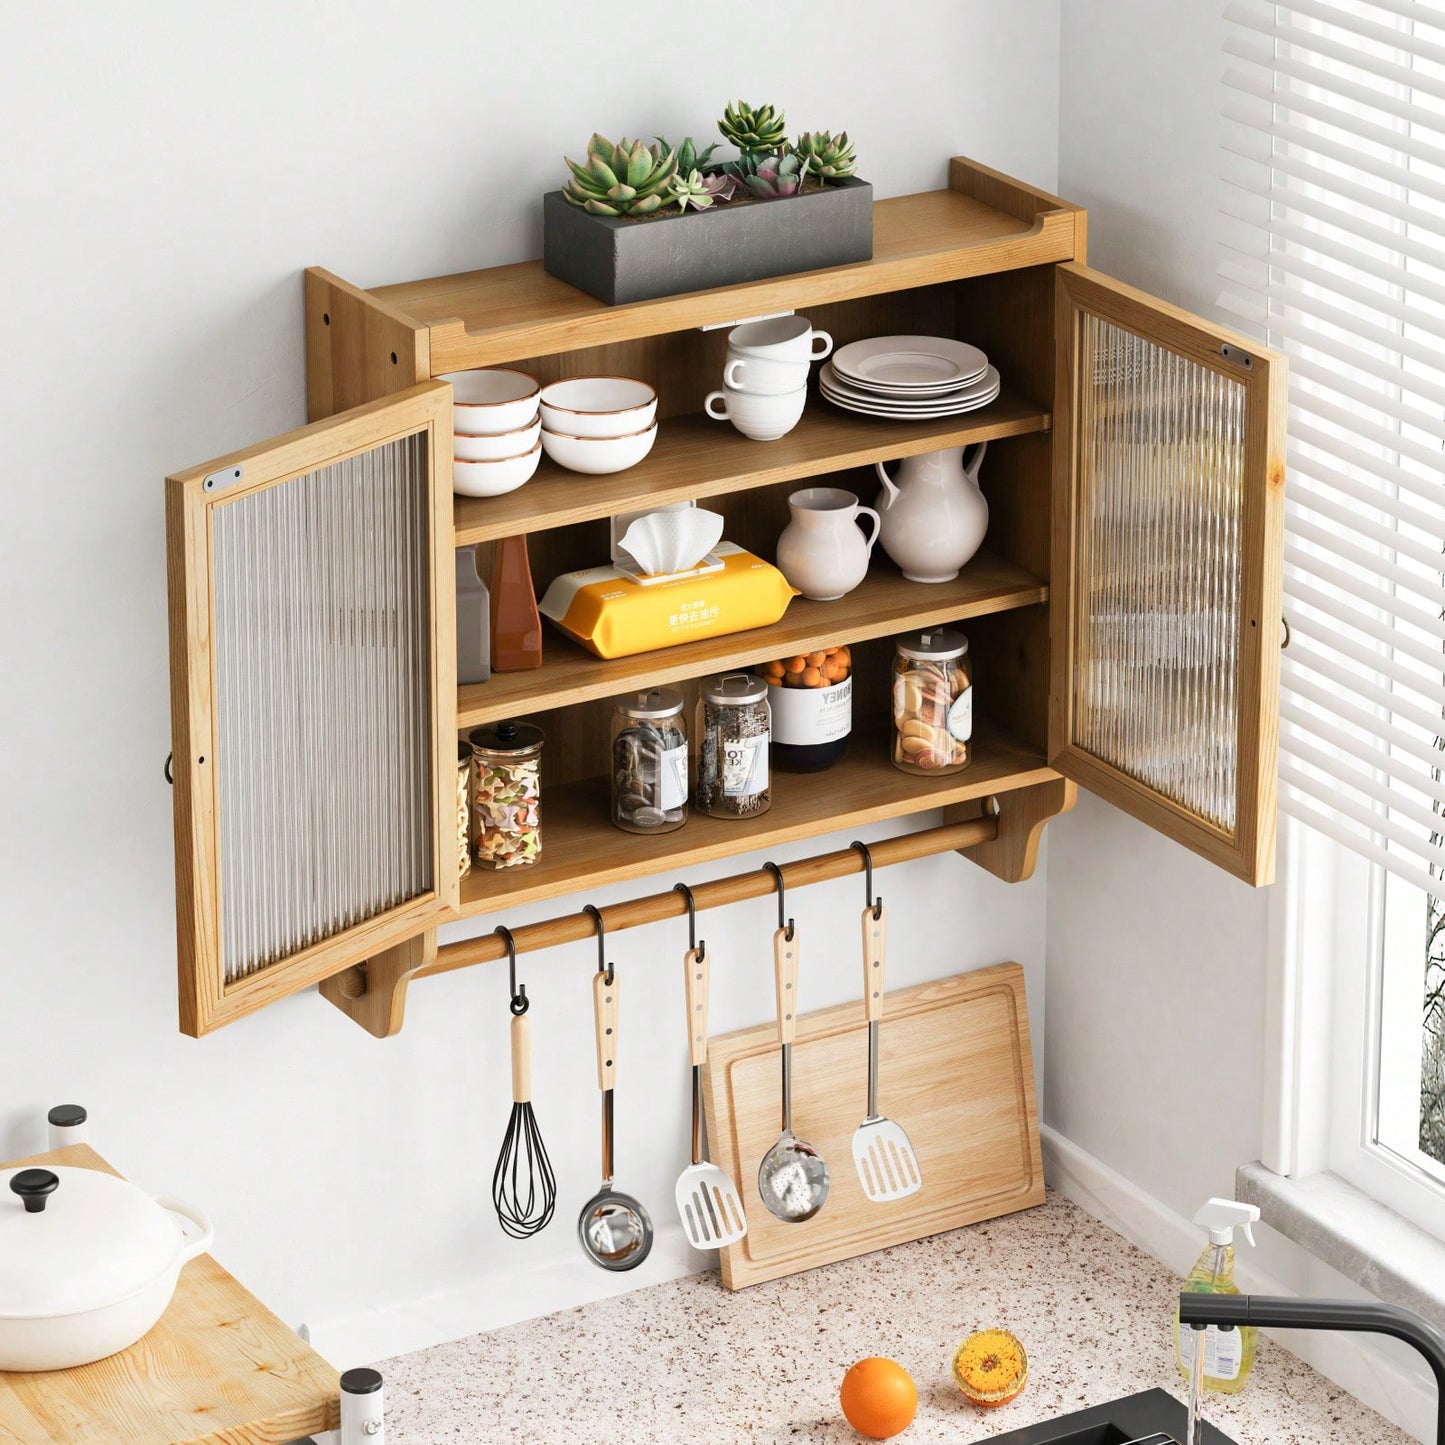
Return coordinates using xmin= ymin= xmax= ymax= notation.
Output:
xmin=702 ymin=962 xmax=1043 ymax=1289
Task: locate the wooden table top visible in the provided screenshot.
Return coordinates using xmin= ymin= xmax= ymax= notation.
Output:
xmin=0 ymin=1144 xmax=339 ymax=1445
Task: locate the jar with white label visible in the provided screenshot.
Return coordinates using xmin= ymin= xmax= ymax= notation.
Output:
xmin=892 ymin=629 xmax=972 ymax=775
xmin=758 ymin=645 xmax=852 ymax=772
xmin=696 ymin=674 xmax=771 ymax=818
xmin=611 ymin=688 xmax=688 ymax=834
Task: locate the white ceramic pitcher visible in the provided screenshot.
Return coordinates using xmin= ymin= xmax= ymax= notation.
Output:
xmin=874 ymin=441 xmax=989 ymax=583
xmin=775 ymin=486 xmax=881 ymax=601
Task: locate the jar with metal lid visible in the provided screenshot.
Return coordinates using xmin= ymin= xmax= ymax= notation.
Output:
xmin=892 ymin=628 xmax=972 ymax=775
xmin=611 ymin=688 xmax=688 ymax=834
xmin=457 ymin=741 xmax=473 ymax=880
xmin=696 ymin=673 xmax=771 ymax=818
xmin=468 ymin=719 xmax=543 ymax=868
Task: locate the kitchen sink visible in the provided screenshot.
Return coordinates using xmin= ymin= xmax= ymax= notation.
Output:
xmin=976 ymin=1387 xmax=1241 ymax=1445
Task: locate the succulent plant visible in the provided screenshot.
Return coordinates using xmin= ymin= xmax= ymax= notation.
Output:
xmin=669 ymin=168 xmax=740 ymax=211
xmin=795 ymin=130 xmax=857 ymax=183
xmin=563 ymin=134 xmax=679 ymax=216
xmin=656 ymin=135 xmax=722 ymax=177
xmin=718 ymin=100 xmax=787 ymax=156
xmin=738 ymin=148 xmax=809 ymax=200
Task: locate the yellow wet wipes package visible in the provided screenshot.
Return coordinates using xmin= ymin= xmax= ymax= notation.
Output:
xmin=539 ymin=542 xmax=798 ymax=659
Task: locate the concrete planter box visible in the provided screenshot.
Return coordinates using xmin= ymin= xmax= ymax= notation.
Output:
xmin=542 ymin=178 xmax=874 ymax=305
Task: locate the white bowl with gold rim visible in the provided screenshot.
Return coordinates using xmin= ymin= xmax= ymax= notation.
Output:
xmin=539 ymin=377 xmax=657 ymax=439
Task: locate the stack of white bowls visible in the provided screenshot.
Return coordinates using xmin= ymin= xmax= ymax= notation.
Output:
xmin=444 ymin=370 xmax=542 ymax=497
xmin=539 ymin=378 xmax=658 ymax=474
xmin=704 ymin=317 xmax=834 ymax=441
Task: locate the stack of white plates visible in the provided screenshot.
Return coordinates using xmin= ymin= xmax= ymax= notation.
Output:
xmin=819 ymin=335 xmax=1001 ymax=419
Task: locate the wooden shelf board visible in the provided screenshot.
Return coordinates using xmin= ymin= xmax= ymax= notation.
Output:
xmin=452 ymin=390 xmax=1048 ymax=545
xmin=0 ymin=1145 xmax=339 ymax=1445
xmin=455 ymin=723 xmax=1057 ymax=919
xmin=372 ymin=189 xmax=1077 ymax=371
xmin=459 ymin=554 xmax=1046 ymax=729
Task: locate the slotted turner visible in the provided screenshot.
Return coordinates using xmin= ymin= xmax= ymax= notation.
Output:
xmin=675 ymin=941 xmax=748 ymax=1249
xmin=851 ymin=901 xmax=922 ymax=1202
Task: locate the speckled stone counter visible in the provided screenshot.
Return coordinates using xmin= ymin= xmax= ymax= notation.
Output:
xmin=374 ymin=1192 xmax=1414 ymax=1443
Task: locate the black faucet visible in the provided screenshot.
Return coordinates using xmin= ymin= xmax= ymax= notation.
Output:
xmin=1180 ymin=1292 xmax=1445 ymax=1444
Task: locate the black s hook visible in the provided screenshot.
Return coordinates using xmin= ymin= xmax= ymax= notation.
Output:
xmin=762 ymin=861 xmax=794 ymax=941
xmin=673 ymin=882 xmax=706 ymax=961
xmin=850 ymin=840 xmax=883 ymax=919
xmin=495 ymin=925 xmax=528 ymax=1015
xmin=583 ymin=903 xmax=614 ymax=983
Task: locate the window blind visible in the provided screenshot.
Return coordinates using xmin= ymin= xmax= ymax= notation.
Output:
xmin=1222 ymin=0 xmax=1445 ymax=893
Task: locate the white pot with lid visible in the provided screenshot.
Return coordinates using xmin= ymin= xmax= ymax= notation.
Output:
xmin=0 ymin=1165 xmax=213 ymax=1371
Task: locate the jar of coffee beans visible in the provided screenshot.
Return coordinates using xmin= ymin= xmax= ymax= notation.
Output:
xmin=892 ymin=629 xmax=971 ymax=775
xmin=696 ymin=673 xmax=771 ymax=818
xmin=610 ymin=688 xmax=688 ymax=834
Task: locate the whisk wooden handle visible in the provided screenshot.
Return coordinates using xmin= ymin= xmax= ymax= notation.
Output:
xmin=593 ymin=968 xmax=618 ymax=1092
xmin=862 ymin=903 xmax=886 ymax=1023
xmin=774 ymin=925 xmax=799 ymax=1047
xmin=684 ymin=946 xmax=709 ymax=1067
xmin=511 ymin=1014 xmax=531 ymax=1103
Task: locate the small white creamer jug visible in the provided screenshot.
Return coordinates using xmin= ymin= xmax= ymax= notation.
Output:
xmin=874 ymin=441 xmax=989 ymax=583
xmin=775 ymin=486 xmax=881 ymax=601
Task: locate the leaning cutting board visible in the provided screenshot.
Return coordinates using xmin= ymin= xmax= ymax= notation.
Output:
xmin=702 ymin=962 xmax=1043 ymax=1289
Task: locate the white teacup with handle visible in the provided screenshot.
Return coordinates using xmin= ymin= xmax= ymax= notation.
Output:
xmin=704 ymin=383 xmax=808 ymax=441
xmin=727 ymin=315 xmax=833 ymax=364
xmin=724 ymin=351 xmax=812 ymax=396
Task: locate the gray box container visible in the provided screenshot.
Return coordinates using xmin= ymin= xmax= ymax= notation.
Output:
xmin=542 ymin=178 xmax=874 ymax=306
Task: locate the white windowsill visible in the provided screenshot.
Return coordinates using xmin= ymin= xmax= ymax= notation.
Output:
xmin=1236 ymin=1161 xmax=1445 ymax=1332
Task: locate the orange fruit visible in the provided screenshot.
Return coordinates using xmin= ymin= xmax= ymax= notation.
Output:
xmin=839 ymin=1357 xmax=917 ymax=1439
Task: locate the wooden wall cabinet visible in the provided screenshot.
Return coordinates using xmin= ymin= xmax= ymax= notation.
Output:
xmin=165 ymin=156 xmax=1285 ymax=1037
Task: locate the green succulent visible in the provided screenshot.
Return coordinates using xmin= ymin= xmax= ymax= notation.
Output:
xmin=656 ymin=135 xmax=721 ymax=177
xmin=718 ymin=100 xmax=787 ymax=156
xmin=670 ymin=168 xmax=717 ymax=212
xmin=795 ymin=130 xmax=857 ymax=183
xmin=738 ymin=148 xmax=809 ymax=200
xmin=563 ymin=134 xmax=679 ymax=217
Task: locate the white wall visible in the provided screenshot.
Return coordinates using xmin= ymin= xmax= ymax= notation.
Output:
xmin=1049 ymin=0 xmax=1271 ymax=1220
xmin=0 ymin=0 xmax=1062 ymax=1364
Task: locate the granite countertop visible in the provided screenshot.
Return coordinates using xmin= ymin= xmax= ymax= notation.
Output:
xmin=374 ymin=1192 xmax=1414 ymax=1443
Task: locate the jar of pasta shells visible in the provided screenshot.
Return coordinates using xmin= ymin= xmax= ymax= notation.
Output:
xmin=468 ymin=719 xmax=543 ymax=868
xmin=892 ymin=629 xmax=971 ymax=775
xmin=457 ymin=741 xmax=472 ymax=880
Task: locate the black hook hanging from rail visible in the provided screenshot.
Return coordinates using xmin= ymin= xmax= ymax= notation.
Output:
xmin=762 ymin=861 xmax=794 ymax=941
xmin=582 ymin=904 xmax=614 ymax=983
xmin=673 ymin=882 xmax=705 ymax=961
xmin=850 ymin=840 xmax=883 ymax=919
xmin=495 ymin=926 xmax=528 ymax=1015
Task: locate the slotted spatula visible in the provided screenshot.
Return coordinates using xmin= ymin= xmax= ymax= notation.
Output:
xmin=674 ymin=939 xmax=748 ymax=1249
xmin=851 ymin=901 xmax=922 ymax=1202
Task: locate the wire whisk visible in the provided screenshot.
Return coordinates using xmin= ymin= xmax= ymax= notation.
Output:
xmin=491 ymin=928 xmax=557 ymax=1238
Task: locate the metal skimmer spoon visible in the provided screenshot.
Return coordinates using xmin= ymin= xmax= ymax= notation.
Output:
xmin=757 ymin=865 xmax=829 ymax=1223
xmin=577 ymin=909 xmax=653 ymax=1271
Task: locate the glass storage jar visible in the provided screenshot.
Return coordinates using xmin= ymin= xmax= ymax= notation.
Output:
xmin=757 ymin=645 xmax=852 ymax=772
xmin=892 ymin=628 xmax=972 ymax=775
xmin=611 ymin=688 xmax=688 ymax=834
xmin=457 ymin=741 xmax=472 ymax=880
xmin=468 ymin=719 xmax=543 ymax=868
xmin=696 ymin=673 xmax=771 ymax=818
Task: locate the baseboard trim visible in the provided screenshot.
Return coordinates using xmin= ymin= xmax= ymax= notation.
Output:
xmin=1041 ymin=1126 xmax=1434 ymax=1443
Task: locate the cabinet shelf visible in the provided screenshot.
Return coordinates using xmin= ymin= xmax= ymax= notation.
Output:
xmin=452 ymin=391 xmax=1049 ymax=546
xmin=458 ymin=553 xmax=1046 ymax=729
xmin=456 ymin=723 xmax=1056 ymax=918
xmin=372 ymin=187 xmax=1080 ymax=373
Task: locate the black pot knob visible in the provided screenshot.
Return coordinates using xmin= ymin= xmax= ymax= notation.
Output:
xmin=10 ymin=1169 xmax=59 ymax=1213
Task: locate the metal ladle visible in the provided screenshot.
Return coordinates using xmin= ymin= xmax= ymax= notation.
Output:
xmin=756 ymin=863 xmax=830 ymax=1223
xmin=577 ymin=905 xmax=654 ymax=1271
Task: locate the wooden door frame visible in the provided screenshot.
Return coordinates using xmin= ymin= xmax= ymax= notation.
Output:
xmin=1050 ymin=262 xmax=1287 ymax=885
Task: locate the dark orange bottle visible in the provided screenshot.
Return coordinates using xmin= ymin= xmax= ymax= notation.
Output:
xmin=490 ymin=535 xmax=542 ymax=671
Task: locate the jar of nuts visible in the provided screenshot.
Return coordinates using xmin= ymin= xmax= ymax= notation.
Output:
xmin=892 ymin=629 xmax=972 ymax=775
xmin=757 ymin=646 xmax=852 ymax=773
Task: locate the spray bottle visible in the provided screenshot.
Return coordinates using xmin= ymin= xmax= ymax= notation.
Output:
xmin=1174 ymin=1197 xmax=1261 ymax=1394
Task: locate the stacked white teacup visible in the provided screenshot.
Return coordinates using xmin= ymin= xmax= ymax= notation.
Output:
xmin=705 ymin=317 xmax=834 ymax=441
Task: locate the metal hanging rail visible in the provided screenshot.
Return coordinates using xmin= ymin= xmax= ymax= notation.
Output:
xmin=417 ymin=813 xmax=999 ymax=981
